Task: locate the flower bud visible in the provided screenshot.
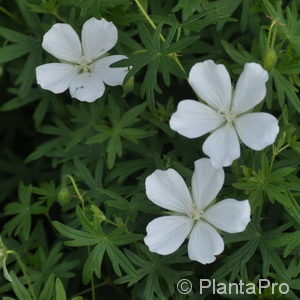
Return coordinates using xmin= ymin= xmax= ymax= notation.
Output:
xmin=264 ymin=48 xmax=277 ymax=70
xmin=57 ymin=185 xmax=71 ymax=206
xmin=90 ymin=205 xmax=106 ymax=223
xmin=122 ymin=76 xmax=134 ymax=96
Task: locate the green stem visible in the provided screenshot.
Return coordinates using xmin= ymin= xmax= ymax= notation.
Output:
xmin=266 ymin=21 xmax=275 ymax=53
xmin=270 ymin=26 xmax=277 ymax=50
xmin=66 ymin=175 xmax=85 ymax=208
xmin=0 ymin=7 xmax=20 ymax=23
xmin=53 ymin=12 xmax=67 ymax=23
xmin=133 ymin=0 xmax=186 ymax=74
xmin=8 ymin=251 xmax=37 ymax=300
xmin=133 ymin=0 xmax=165 ymax=41
xmin=72 ymin=280 xmax=108 ymax=297
xmin=269 ymin=143 xmax=289 ymax=174
xmin=87 ymin=247 xmax=96 ymax=300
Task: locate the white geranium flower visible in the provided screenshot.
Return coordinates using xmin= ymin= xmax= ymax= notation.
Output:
xmin=36 ymin=18 xmax=128 ymax=102
xmin=169 ymin=60 xmax=279 ymax=167
xmin=144 ymin=158 xmax=251 ymax=264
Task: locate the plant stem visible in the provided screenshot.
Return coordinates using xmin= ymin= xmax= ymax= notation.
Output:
xmin=66 ymin=175 xmax=85 ymax=208
xmin=87 ymin=246 xmax=96 ymax=300
xmin=133 ymin=0 xmax=186 ymax=74
xmin=133 ymin=0 xmax=164 ymax=41
xmin=0 ymin=7 xmax=20 ymax=23
xmin=72 ymin=280 xmax=108 ymax=297
xmin=8 ymin=251 xmax=37 ymax=300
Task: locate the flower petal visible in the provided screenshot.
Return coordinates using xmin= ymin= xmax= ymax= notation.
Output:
xmin=145 ymin=169 xmax=193 ymax=214
xmin=235 ymin=112 xmax=279 ymax=150
xmin=81 ymin=18 xmax=118 ymax=60
xmin=231 ymin=63 xmax=269 ymax=114
xmin=42 ymin=23 xmax=82 ymax=63
xmin=69 ymin=71 xmax=105 ymax=102
xmin=204 ymin=199 xmax=251 ymax=233
xmin=188 ymin=221 xmax=224 ymax=264
xmin=94 ymin=55 xmax=128 ymax=86
xmin=144 ymin=216 xmax=193 ymax=255
xmin=169 ymin=100 xmax=225 ymax=138
xmin=188 ymin=60 xmax=232 ymax=112
xmin=36 ymin=63 xmax=77 ymax=93
xmin=202 ymin=123 xmax=240 ymax=167
xmin=192 ymin=158 xmax=224 ymax=211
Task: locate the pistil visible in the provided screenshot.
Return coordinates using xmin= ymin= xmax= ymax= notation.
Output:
xmin=78 ymin=56 xmax=93 ymax=73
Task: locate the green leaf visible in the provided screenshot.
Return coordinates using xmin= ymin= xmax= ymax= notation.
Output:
xmin=0 ymin=44 xmax=33 ymax=63
xmin=10 ymin=272 xmax=32 ymax=300
xmin=82 ymin=243 xmax=106 ymax=284
xmin=55 ymin=278 xmax=66 ymax=300
xmin=272 ymin=69 xmax=300 ymax=112
xmin=39 ymin=274 xmax=55 ymax=300
xmin=52 ymin=221 xmax=100 ymax=247
xmin=3 ymin=183 xmax=47 ymax=240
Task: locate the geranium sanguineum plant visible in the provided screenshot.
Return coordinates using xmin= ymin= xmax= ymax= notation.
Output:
xmin=169 ymin=60 xmax=279 ymax=167
xmin=36 ymin=18 xmax=128 ymax=102
xmin=144 ymin=158 xmax=251 ymax=264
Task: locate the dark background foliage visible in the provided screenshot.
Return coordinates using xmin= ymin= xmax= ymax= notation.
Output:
xmin=0 ymin=0 xmax=300 ymax=299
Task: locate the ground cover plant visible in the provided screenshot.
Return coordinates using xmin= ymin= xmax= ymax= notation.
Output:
xmin=0 ymin=0 xmax=300 ymax=299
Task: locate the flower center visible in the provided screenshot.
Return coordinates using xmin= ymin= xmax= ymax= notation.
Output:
xmin=190 ymin=209 xmax=203 ymax=221
xmin=219 ymin=110 xmax=236 ymax=124
xmin=78 ymin=56 xmax=93 ymax=73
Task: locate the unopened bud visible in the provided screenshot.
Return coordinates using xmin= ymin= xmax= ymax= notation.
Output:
xmin=264 ymin=48 xmax=277 ymax=70
xmin=90 ymin=205 xmax=106 ymax=223
xmin=57 ymin=185 xmax=71 ymax=206
xmin=122 ymin=76 xmax=134 ymax=96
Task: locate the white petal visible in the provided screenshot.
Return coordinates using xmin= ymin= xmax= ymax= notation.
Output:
xmin=191 ymin=158 xmax=224 ymax=211
xmin=169 ymin=100 xmax=225 ymax=138
xmin=145 ymin=169 xmax=193 ymax=214
xmin=94 ymin=55 xmax=128 ymax=86
xmin=81 ymin=18 xmax=118 ymax=60
xmin=202 ymin=123 xmax=240 ymax=168
xmin=231 ymin=63 xmax=269 ymax=114
xmin=36 ymin=63 xmax=77 ymax=93
xmin=188 ymin=221 xmax=224 ymax=264
xmin=235 ymin=112 xmax=279 ymax=150
xmin=188 ymin=60 xmax=232 ymax=112
xmin=69 ymin=71 xmax=105 ymax=102
xmin=204 ymin=199 xmax=251 ymax=233
xmin=144 ymin=216 xmax=193 ymax=255
xmin=42 ymin=23 xmax=82 ymax=63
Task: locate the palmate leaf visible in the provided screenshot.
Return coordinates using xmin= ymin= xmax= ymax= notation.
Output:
xmin=117 ymin=23 xmax=198 ymax=109
xmin=36 ymin=274 xmax=83 ymax=300
xmin=86 ymin=101 xmax=156 ymax=168
xmin=3 ymin=183 xmax=48 ymax=240
xmin=30 ymin=243 xmax=78 ymax=293
xmin=271 ymin=69 xmax=300 ymax=113
xmin=268 ymin=231 xmax=300 ymax=257
xmin=115 ymin=245 xmax=192 ymax=300
xmin=52 ymin=206 xmax=141 ymax=284
xmin=0 ymin=25 xmax=42 ymax=96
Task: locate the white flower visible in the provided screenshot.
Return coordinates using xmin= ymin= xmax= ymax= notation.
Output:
xmin=36 ymin=18 xmax=128 ymax=102
xmin=169 ymin=60 xmax=279 ymax=167
xmin=144 ymin=158 xmax=251 ymax=264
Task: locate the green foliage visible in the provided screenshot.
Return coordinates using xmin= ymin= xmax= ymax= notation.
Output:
xmin=0 ymin=0 xmax=300 ymax=299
